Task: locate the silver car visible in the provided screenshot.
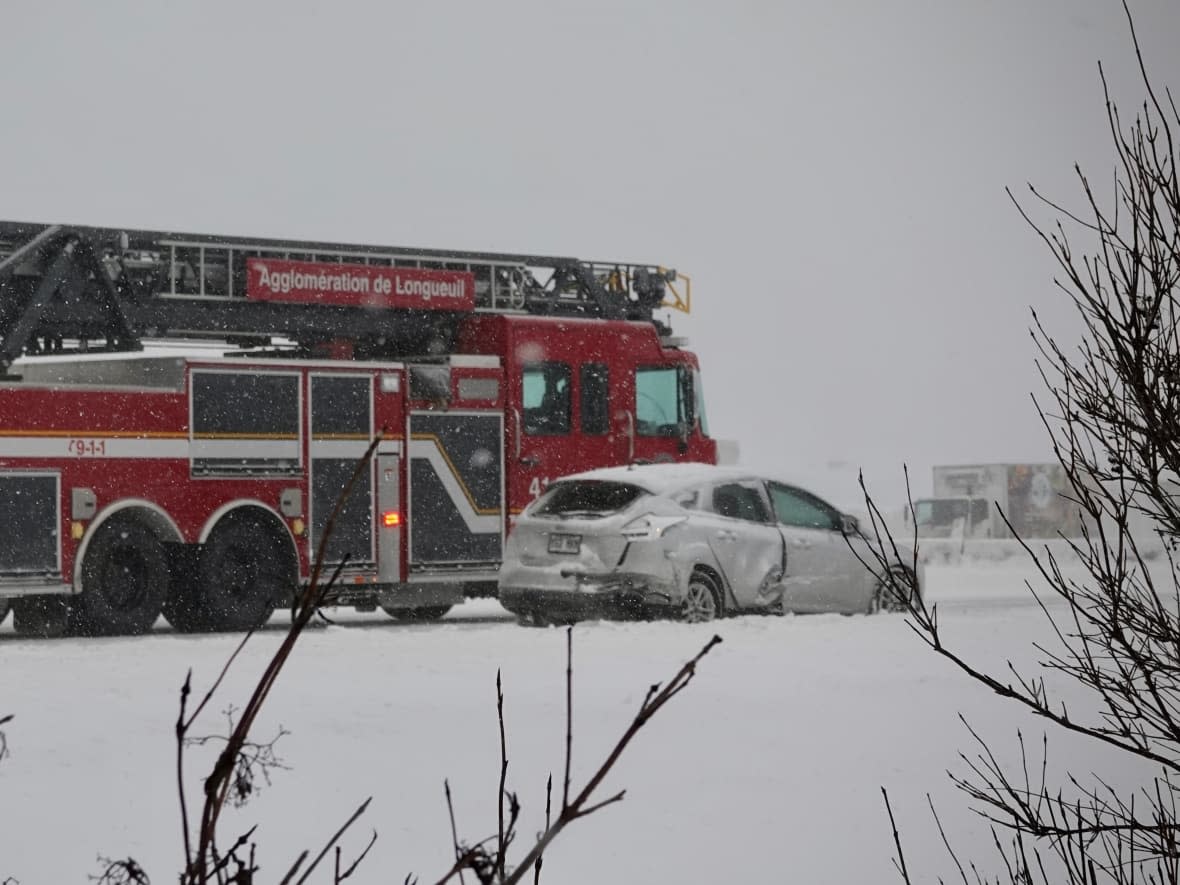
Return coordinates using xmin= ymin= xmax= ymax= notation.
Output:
xmin=499 ymin=463 xmax=923 ymax=624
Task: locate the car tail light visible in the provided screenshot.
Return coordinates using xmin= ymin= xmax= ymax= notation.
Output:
xmin=382 ymin=510 xmax=401 ymax=528
xmin=621 ymin=514 xmax=687 ymax=540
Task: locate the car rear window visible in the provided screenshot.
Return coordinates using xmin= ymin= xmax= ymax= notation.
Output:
xmin=534 ymin=480 xmax=648 ymax=517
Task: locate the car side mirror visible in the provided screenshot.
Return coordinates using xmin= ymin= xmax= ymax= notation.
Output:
xmin=840 ymin=514 xmax=859 ymax=535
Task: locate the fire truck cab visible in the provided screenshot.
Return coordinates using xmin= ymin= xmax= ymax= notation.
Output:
xmin=0 ymin=222 xmax=715 ymax=636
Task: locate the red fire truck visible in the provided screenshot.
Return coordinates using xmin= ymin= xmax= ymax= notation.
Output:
xmin=0 ymin=222 xmax=716 ymax=636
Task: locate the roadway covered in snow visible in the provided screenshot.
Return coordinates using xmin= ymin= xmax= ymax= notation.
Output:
xmin=0 ymin=561 xmax=1155 ymax=883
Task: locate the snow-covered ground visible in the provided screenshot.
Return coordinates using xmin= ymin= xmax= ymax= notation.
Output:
xmin=0 ymin=561 xmax=1154 ymax=883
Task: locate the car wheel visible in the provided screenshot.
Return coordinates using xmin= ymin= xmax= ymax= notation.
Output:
xmin=682 ymin=572 xmax=722 ymax=623
xmin=73 ymin=516 xmax=168 ymax=636
xmin=516 ymin=610 xmax=578 ymax=628
xmin=381 ymin=605 xmax=452 ymax=622
xmin=870 ymin=567 xmax=916 ymax=614
xmin=0 ymin=596 xmax=9 ymax=626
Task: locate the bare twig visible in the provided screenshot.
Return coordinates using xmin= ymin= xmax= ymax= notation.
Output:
xmin=444 ymin=780 xmax=467 ymax=885
xmin=442 ymin=629 xmax=722 ymax=885
xmin=881 ymin=788 xmax=912 ymax=884
xmin=293 ymin=797 xmax=373 ymax=885
xmin=562 ymin=628 xmax=573 ymax=812
xmin=496 ymin=671 xmax=508 ymax=884
xmin=0 ymin=713 xmax=12 ymax=765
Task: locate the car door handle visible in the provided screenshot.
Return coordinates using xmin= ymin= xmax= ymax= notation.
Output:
xmin=790 ymin=538 xmax=811 ymax=549
xmin=716 ymin=529 xmax=738 ymax=541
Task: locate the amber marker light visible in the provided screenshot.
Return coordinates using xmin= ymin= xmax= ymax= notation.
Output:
xmin=382 ymin=510 xmax=401 ymax=528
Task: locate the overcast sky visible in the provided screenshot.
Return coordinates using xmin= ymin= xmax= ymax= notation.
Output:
xmin=4 ymin=1 xmax=1179 ymax=509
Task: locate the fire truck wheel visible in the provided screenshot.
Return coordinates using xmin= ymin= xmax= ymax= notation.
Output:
xmin=12 ymin=596 xmax=70 ymax=638
xmin=380 ymin=605 xmax=453 ymax=622
xmin=196 ymin=512 xmax=294 ymax=632
xmin=74 ymin=517 xmax=169 ymax=636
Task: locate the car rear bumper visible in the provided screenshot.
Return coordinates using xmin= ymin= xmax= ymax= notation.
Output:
xmin=500 ymin=573 xmax=681 ymax=623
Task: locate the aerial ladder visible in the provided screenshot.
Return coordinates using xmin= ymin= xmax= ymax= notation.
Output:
xmin=0 ymin=221 xmax=691 ymax=369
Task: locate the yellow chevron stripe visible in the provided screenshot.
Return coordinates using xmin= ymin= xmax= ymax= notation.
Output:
xmin=411 ymin=431 xmax=501 ymax=517
xmin=192 ymin=432 xmax=298 ymax=440
xmin=0 ymin=429 xmax=188 ymax=439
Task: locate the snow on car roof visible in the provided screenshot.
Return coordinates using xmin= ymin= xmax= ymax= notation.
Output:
xmin=557 ymin=462 xmax=761 ymax=495
xmin=553 ymin=461 xmax=847 ymax=508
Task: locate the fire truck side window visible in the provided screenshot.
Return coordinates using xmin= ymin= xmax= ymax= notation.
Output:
xmin=311 ymin=375 xmax=370 ymax=435
xmin=635 ymin=365 xmax=692 ymax=437
xmin=580 ymin=363 xmax=609 ymax=435
xmin=191 ymin=371 xmax=301 ymax=474
xmin=522 ymin=362 xmax=571 ymax=436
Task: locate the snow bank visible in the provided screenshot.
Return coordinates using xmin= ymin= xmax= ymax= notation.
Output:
xmin=0 ymin=564 xmax=1155 ymax=883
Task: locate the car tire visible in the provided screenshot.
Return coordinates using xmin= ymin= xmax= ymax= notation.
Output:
xmin=72 ymin=516 xmax=168 ymax=636
xmin=0 ymin=596 xmax=9 ymax=626
xmin=516 ymin=610 xmax=577 ymax=628
xmin=870 ymin=567 xmax=916 ymax=614
xmin=682 ymin=571 xmax=722 ymax=623
xmin=381 ymin=605 xmax=452 ymax=622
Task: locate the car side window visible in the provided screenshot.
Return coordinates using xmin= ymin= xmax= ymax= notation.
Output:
xmin=768 ymin=483 xmax=840 ymax=531
xmin=709 ymin=482 xmax=772 ymax=523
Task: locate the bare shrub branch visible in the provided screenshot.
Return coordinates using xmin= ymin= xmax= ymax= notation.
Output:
xmin=176 ymin=434 xmax=385 ymax=884
xmin=435 ymin=629 xmax=723 ymax=885
xmin=90 ymin=857 xmax=150 ymax=885
xmin=865 ymin=6 xmax=1180 ymax=880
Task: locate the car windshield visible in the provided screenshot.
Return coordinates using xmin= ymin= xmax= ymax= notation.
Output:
xmin=533 ymin=480 xmax=648 ymax=517
xmin=915 ymin=498 xmax=984 ymax=526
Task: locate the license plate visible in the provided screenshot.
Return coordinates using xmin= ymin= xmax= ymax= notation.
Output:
xmin=548 ymin=532 xmax=582 ymax=554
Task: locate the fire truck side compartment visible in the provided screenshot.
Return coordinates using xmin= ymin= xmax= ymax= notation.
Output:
xmin=0 ymin=471 xmax=60 ymax=577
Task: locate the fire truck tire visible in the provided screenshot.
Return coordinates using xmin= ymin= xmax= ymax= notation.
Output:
xmin=380 ymin=605 xmax=452 ymax=622
xmin=192 ymin=512 xmax=295 ymax=632
xmin=73 ymin=516 xmax=169 ymax=636
xmin=12 ymin=596 xmax=70 ymax=638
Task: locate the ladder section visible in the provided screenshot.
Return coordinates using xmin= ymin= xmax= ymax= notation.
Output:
xmin=126 ymin=236 xmax=680 ymax=321
xmin=0 ymin=224 xmax=141 ymax=368
xmin=0 ymin=222 xmax=688 ymax=367
xmin=0 ymin=222 xmax=681 ymax=320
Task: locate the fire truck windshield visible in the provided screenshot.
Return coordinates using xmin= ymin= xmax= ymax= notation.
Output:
xmin=636 ymin=364 xmax=704 ymax=438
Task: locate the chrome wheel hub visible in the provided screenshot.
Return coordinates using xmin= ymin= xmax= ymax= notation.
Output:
xmin=683 ymin=581 xmax=717 ymax=623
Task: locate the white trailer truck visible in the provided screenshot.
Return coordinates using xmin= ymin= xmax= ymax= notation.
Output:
xmin=908 ymin=463 xmax=1082 ymax=540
